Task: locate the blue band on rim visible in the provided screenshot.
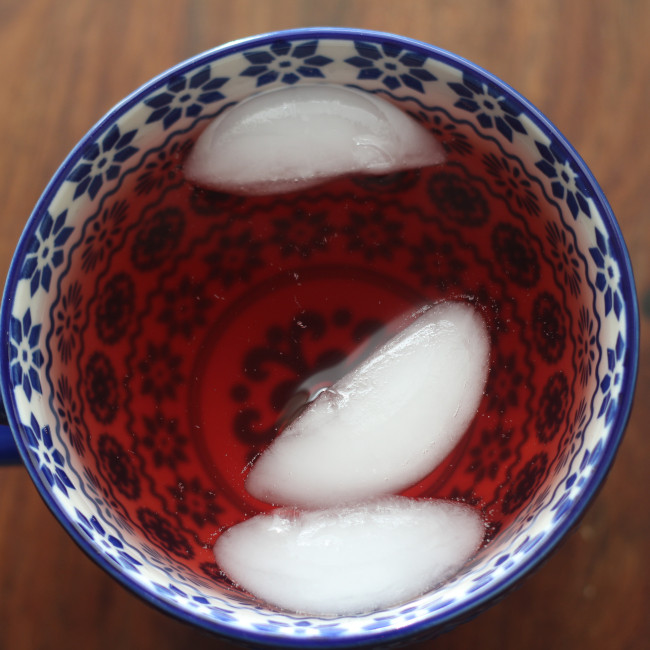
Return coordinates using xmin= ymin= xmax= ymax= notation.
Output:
xmin=0 ymin=404 xmax=20 ymax=464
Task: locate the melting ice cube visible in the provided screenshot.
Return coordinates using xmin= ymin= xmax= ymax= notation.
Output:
xmin=246 ymin=302 xmax=489 ymax=508
xmin=184 ymin=84 xmax=445 ymax=195
xmin=213 ymin=496 xmax=484 ymax=616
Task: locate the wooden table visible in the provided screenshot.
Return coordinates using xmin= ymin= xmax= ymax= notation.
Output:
xmin=0 ymin=1 xmax=648 ymax=648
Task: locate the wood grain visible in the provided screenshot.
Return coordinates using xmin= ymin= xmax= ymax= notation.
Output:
xmin=0 ymin=1 xmax=648 ymax=648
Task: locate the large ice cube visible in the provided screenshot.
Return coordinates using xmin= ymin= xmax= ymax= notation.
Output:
xmin=213 ymin=497 xmax=484 ymax=616
xmin=246 ymin=302 xmax=490 ymax=507
xmin=184 ymin=84 xmax=445 ymax=195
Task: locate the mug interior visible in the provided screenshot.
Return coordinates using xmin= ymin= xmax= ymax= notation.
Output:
xmin=1 ymin=29 xmax=637 ymax=646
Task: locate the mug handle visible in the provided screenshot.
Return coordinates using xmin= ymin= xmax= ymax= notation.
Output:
xmin=0 ymin=402 xmax=21 ymax=465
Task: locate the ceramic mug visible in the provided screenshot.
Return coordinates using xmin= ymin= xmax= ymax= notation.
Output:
xmin=0 ymin=28 xmax=638 ymax=647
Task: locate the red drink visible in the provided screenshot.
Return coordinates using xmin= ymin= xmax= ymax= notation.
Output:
xmin=50 ymin=112 xmax=584 ymax=582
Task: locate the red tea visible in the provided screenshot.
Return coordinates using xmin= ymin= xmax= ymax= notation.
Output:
xmin=50 ymin=113 xmax=584 ymax=579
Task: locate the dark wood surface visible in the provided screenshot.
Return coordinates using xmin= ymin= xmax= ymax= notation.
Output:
xmin=0 ymin=1 xmax=648 ymax=648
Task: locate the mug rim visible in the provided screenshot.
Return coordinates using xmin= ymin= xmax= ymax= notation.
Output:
xmin=0 ymin=26 xmax=639 ymax=647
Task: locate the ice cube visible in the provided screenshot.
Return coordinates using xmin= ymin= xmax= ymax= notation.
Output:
xmin=184 ymin=84 xmax=445 ymax=195
xmin=246 ymin=302 xmax=489 ymax=507
xmin=213 ymin=497 xmax=484 ymax=616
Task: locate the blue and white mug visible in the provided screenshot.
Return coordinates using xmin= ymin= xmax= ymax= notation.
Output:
xmin=0 ymin=28 xmax=638 ymax=647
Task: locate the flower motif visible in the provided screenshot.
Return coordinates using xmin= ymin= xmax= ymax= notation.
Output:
xmin=98 ymin=433 xmax=141 ymax=500
xmin=144 ymin=67 xmax=229 ymax=129
xmin=55 ymin=375 xmax=85 ymax=455
xmin=466 ymin=423 xmax=513 ymax=483
xmin=137 ymin=341 xmax=184 ymax=403
xmin=545 ymin=221 xmax=582 ymax=297
xmin=534 ymin=141 xmax=591 ymax=219
xmin=9 ymin=308 xmax=43 ymax=400
xmin=158 ymin=274 xmax=214 ymax=340
xmin=135 ymin=138 xmax=194 ymax=195
xmin=168 ymin=476 xmax=223 ymax=529
xmin=413 ymin=111 xmax=473 ymax=156
xmin=24 ymin=414 xmax=74 ymax=496
xmin=491 ymin=222 xmax=540 ymax=288
xmin=271 ymin=207 xmax=333 ymax=259
xmin=204 ymin=228 xmax=265 ymax=288
xmin=137 ymin=507 xmax=195 ymax=559
xmin=554 ymin=397 xmax=589 ymax=472
xmin=589 ymin=227 xmax=623 ymax=319
xmin=141 ymin=412 xmax=188 ymax=469
xmin=75 ymin=509 xmax=143 ymax=573
xmin=501 ymin=452 xmax=549 ymax=514
xmin=576 ymin=306 xmax=596 ymax=387
xmin=483 ymin=152 xmax=540 ymax=216
xmin=81 ymin=200 xmax=129 ymax=272
xmin=68 ymin=125 xmax=139 ymax=200
xmin=535 ymin=371 xmax=569 ymax=443
xmin=485 ymin=351 xmax=525 ymax=415
xmin=342 ymin=206 xmax=404 ymax=261
xmin=408 ymin=233 xmax=466 ymax=291
xmin=240 ymin=40 xmax=333 ymax=87
xmin=82 ymin=466 xmax=135 ymax=533
xmin=573 ymin=397 xmax=589 ymax=439
xmin=427 ymin=172 xmax=489 ymax=227
xmin=54 ymin=282 xmax=83 ymax=364
xmin=345 ymin=41 xmax=436 ymax=93
xmin=19 ymin=209 xmax=74 ymax=296
xmin=84 ymin=352 xmax=119 ymax=425
xmin=531 ymin=292 xmax=567 ymax=363
xmin=96 ymin=273 xmax=135 ymax=344
xmin=130 ymin=207 xmax=186 ymax=271
xmin=448 ymin=73 xmax=527 ymax=141
xmin=598 ymin=332 xmax=625 ymax=425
